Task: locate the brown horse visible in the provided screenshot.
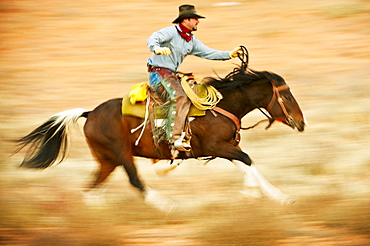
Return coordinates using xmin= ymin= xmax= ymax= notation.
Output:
xmin=15 ymin=66 xmax=306 ymax=208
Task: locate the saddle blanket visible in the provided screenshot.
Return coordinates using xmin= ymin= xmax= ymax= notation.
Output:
xmin=121 ymin=83 xmax=207 ymax=119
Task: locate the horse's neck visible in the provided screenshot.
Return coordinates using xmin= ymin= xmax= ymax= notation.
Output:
xmin=217 ymin=91 xmax=255 ymax=119
xmin=217 ymin=80 xmax=273 ymax=119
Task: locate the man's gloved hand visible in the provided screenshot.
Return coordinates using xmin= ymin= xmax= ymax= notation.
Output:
xmin=154 ymin=47 xmax=172 ymax=56
xmin=229 ymin=46 xmax=243 ymax=58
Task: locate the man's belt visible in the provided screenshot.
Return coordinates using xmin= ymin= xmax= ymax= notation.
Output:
xmin=148 ymin=65 xmax=175 ymax=78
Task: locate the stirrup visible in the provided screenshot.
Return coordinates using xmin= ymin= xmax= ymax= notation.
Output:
xmin=173 ymin=132 xmax=191 ymax=151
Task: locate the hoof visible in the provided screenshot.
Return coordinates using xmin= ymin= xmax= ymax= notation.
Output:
xmin=144 ymin=187 xmax=176 ymax=214
xmin=81 ymin=189 xmax=107 ymax=207
xmin=239 ymin=187 xmax=263 ymax=199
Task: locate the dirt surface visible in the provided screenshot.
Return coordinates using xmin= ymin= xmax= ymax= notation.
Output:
xmin=1 ymin=0 xmax=370 ymax=245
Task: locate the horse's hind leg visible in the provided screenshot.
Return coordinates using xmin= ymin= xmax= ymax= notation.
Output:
xmin=120 ymin=155 xmax=145 ymax=192
xmin=86 ymin=154 xmax=117 ymax=191
xmin=80 ymin=141 xmax=118 ymax=205
xmin=85 ymin=142 xmax=175 ymax=212
xmin=83 ymin=146 xmax=145 ymax=206
xmin=85 ymin=139 xmax=145 ymax=192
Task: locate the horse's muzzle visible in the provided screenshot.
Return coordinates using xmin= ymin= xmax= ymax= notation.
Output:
xmin=276 ymin=116 xmax=305 ymax=132
xmin=288 ymin=116 xmax=305 ymax=132
xmin=294 ymin=119 xmax=305 ymax=132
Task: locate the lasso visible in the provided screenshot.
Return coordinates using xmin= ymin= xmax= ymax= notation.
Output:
xmin=181 ymin=76 xmax=223 ymax=110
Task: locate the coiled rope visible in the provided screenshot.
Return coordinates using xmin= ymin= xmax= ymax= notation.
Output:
xmin=181 ymin=76 xmax=223 ymax=110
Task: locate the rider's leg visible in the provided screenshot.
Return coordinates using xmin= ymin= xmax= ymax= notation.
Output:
xmin=162 ymin=74 xmax=191 ymax=151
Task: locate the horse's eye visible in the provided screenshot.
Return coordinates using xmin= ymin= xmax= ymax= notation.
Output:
xmin=284 ymin=95 xmax=292 ymax=101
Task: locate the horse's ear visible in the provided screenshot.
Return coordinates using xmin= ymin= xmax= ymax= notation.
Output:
xmin=271 ymin=79 xmax=279 ymax=87
xmin=266 ymin=71 xmax=285 ymax=87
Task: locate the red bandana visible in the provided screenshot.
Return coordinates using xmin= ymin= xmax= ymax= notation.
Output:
xmin=176 ymin=24 xmax=193 ymax=42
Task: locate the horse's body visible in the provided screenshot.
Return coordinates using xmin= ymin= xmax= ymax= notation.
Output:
xmin=16 ymin=67 xmax=306 ymax=208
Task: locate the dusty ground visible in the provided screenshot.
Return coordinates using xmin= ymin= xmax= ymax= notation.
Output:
xmin=1 ymin=0 xmax=370 ymax=245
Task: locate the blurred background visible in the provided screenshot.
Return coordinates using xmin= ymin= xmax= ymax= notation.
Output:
xmin=1 ymin=0 xmax=369 ymax=245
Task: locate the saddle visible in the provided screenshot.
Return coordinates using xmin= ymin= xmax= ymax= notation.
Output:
xmin=121 ymin=75 xmax=222 ymax=153
xmin=121 ymin=76 xmax=220 ymax=119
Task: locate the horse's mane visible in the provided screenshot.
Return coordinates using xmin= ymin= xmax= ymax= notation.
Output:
xmin=204 ymin=67 xmax=285 ymax=92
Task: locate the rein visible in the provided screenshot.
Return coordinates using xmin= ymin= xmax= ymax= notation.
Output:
xmin=211 ymin=46 xmax=294 ymax=132
xmin=243 ymin=83 xmax=291 ymax=130
xmin=211 ymin=83 xmax=292 ymax=132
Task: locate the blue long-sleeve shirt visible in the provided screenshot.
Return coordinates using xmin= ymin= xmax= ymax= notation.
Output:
xmin=147 ymin=25 xmax=231 ymax=72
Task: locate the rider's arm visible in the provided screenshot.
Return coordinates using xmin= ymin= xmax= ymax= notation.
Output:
xmin=147 ymin=26 xmax=174 ymax=53
xmin=190 ymin=36 xmax=231 ymax=60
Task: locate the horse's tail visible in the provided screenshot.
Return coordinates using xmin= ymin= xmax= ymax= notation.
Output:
xmin=15 ymin=108 xmax=90 ymax=169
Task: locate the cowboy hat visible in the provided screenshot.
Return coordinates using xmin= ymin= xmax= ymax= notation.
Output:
xmin=172 ymin=5 xmax=205 ymax=24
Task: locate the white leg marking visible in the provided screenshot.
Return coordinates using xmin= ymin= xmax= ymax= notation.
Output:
xmin=81 ymin=187 xmax=108 ymax=208
xmin=233 ymin=161 xmax=294 ymax=204
xmin=233 ymin=161 xmax=262 ymax=198
xmin=248 ymin=165 xmax=294 ymax=204
xmin=144 ymin=187 xmax=176 ymax=214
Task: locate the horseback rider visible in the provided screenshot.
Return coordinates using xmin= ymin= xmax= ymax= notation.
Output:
xmin=147 ymin=4 xmax=243 ymax=151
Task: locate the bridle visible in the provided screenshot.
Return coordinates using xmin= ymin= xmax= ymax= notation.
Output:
xmin=243 ymin=81 xmax=295 ymax=130
xmin=214 ymin=82 xmax=295 ymax=132
xmin=265 ymin=83 xmax=295 ymax=127
xmin=213 ymin=46 xmax=296 ymax=131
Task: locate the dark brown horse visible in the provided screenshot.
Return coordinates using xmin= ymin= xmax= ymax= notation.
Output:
xmin=15 ymin=66 xmax=306 ymax=208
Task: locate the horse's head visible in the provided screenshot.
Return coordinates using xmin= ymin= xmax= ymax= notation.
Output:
xmin=264 ymin=77 xmax=306 ymax=132
xmin=204 ymin=67 xmax=307 ymax=132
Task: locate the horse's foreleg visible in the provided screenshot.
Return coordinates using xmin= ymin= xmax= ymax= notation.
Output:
xmin=233 ymin=160 xmax=294 ymax=204
xmin=214 ymin=144 xmax=294 ymax=204
xmin=203 ymin=142 xmax=253 ymax=165
xmin=154 ymin=160 xmax=181 ymax=177
xmin=233 ymin=160 xmax=262 ymax=198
